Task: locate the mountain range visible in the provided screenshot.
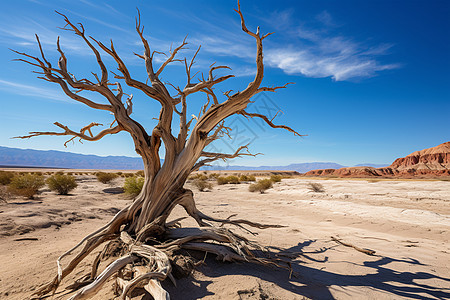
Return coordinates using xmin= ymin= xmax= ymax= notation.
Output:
xmin=0 ymin=146 xmax=388 ymax=172
xmin=0 ymin=146 xmax=144 ymax=170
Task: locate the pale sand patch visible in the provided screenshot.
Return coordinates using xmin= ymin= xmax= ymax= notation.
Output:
xmin=0 ymin=175 xmax=449 ymax=299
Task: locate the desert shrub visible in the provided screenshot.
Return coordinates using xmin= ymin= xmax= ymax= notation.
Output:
xmin=225 ymin=175 xmax=240 ymax=184
xmin=239 ymin=174 xmax=248 ymax=181
xmin=239 ymin=174 xmax=256 ymax=182
xmin=208 ymin=173 xmax=219 ymax=179
xmin=123 ymin=173 xmax=134 ymax=178
xmin=8 ymin=173 xmax=45 ymax=199
xmin=308 ymin=182 xmax=325 ymax=193
xmin=96 ymin=172 xmax=118 ymax=184
xmin=55 ymin=171 xmax=65 ymax=175
xmin=116 ymin=172 xmax=123 ymax=177
xmin=249 ymin=179 xmax=273 ymax=193
xmin=217 ymin=175 xmax=241 ymax=185
xmin=123 ymin=176 xmax=145 ymax=197
xmin=46 ymin=174 xmax=77 ymax=195
xmin=216 ymin=176 xmax=228 ymax=185
xmin=270 ymin=175 xmax=282 ymax=183
xmin=135 ymin=170 xmax=145 ymax=177
xmin=0 ymin=171 xmax=15 ymax=185
xmin=193 ymin=178 xmax=213 ymax=192
xmin=189 ymin=173 xmax=208 ymax=181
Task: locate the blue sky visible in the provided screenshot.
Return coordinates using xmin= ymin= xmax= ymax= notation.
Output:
xmin=0 ymin=0 xmax=449 ymax=167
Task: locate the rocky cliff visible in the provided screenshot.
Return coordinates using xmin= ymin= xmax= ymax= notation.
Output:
xmin=304 ymin=142 xmax=450 ymax=178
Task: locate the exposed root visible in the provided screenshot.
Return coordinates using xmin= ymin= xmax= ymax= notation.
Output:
xmin=33 ymin=191 xmax=289 ymax=300
xmin=34 ymin=205 xmax=130 ymax=297
xmin=331 ymin=236 xmax=376 ymax=256
xmin=178 ymin=189 xmax=284 ymax=234
xmin=68 ymin=254 xmax=138 ymax=300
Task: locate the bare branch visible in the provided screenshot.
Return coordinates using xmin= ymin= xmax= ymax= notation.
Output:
xmin=192 ymin=144 xmax=260 ymax=171
xmin=239 ymin=110 xmax=303 ymax=137
xmin=14 ymin=122 xmax=123 ymax=147
xmin=12 ymin=47 xmax=113 ymax=112
xmin=205 ymin=121 xmax=231 ymax=146
xmin=201 ymin=87 xmax=218 ymax=105
xmin=155 ymin=36 xmax=188 ymax=77
xmin=55 ymin=11 xmax=108 ymax=86
xmin=208 ymin=64 xmax=231 ymax=82
xmin=256 ymin=82 xmax=294 ymax=93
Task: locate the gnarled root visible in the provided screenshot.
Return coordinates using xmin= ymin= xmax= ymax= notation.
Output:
xmin=34 ymin=205 xmax=131 ymax=297
xmin=178 ymin=189 xmax=285 ymax=234
xmin=33 ymin=190 xmax=288 ymax=300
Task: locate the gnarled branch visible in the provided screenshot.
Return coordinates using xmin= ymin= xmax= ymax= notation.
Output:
xmin=14 ymin=122 xmax=122 ymax=147
xmin=239 ymin=110 xmax=302 ymax=137
xmin=192 ymin=144 xmax=260 ymax=171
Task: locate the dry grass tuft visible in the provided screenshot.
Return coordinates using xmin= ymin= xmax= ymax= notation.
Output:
xmin=308 ymin=182 xmax=325 ymax=193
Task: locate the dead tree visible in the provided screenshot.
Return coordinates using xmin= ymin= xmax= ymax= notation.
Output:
xmin=13 ymin=2 xmax=300 ymax=299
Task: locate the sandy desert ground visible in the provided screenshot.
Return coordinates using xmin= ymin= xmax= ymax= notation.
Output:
xmin=0 ymin=172 xmax=449 ymax=299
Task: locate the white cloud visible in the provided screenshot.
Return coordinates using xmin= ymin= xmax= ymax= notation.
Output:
xmin=262 ymin=10 xmax=399 ymax=81
xmin=266 ymin=47 xmax=399 ymax=81
xmin=0 ymin=79 xmax=68 ymax=102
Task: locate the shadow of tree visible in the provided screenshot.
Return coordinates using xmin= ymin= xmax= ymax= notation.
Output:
xmin=165 ymin=239 xmax=450 ymax=300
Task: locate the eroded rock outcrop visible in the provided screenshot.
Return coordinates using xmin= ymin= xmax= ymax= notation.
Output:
xmin=304 ymin=142 xmax=450 ymax=178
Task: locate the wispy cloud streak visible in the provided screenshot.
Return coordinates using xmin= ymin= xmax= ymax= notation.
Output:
xmin=0 ymin=79 xmax=68 ymax=102
xmin=264 ymin=10 xmax=400 ymax=81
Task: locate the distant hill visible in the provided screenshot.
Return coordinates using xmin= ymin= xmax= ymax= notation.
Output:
xmin=0 ymin=146 xmax=144 ymax=169
xmin=201 ymin=162 xmax=346 ymax=173
xmin=0 ymin=146 xmax=388 ymax=173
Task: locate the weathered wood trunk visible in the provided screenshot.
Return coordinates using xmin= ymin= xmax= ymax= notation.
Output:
xmin=14 ymin=2 xmax=301 ymax=299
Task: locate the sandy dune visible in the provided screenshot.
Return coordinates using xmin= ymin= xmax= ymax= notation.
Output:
xmin=0 ymin=174 xmax=449 ymax=299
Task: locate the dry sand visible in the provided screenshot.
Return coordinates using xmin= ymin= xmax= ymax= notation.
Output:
xmin=0 ymin=173 xmax=449 ymax=299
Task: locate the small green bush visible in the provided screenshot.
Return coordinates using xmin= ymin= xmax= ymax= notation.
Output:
xmin=135 ymin=170 xmax=145 ymax=177
xmin=193 ymin=178 xmax=213 ymax=192
xmin=249 ymin=179 xmax=273 ymax=193
xmin=0 ymin=171 xmax=15 ymax=185
xmin=123 ymin=176 xmax=145 ymax=197
xmin=46 ymin=174 xmax=77 ymax=195
xmin=96 ymin=172 xmax=118 ymax=184
xmin=308 ymin=182 xmax=325 ymax=193
xmin=239 ymin=174 xmax=256 ymax=182
xmin=225 ymin=175 xmax=240 ymax=184
xmin=216 ymin=175 xmax=241 ymax=185
xmin=189 ymin=173 xmax=208 ymax=181
xmin=270 ymin=175 xmax=282 ymax=183
xmin=8 ymin=173 xmax=45 ymax=199
xmin=217 ymin=176 xmax=228 ymax=185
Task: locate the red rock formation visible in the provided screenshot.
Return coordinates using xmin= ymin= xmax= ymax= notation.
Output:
xmin=390 ymin=142 xmax=450 ymax=170
xmin=304 ymin=142 xmax=450 ymax=178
